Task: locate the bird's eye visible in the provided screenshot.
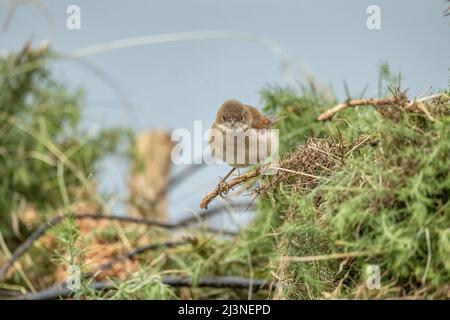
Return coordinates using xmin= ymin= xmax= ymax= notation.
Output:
xmin=222 ymin=116 xmax=226 ymax=121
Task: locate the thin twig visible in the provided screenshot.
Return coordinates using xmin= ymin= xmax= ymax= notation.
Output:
xmin=19 ymin=276 xmax=273 ymax=300
xmin=0 ymin=290 xmax=21 ymax=297
xmin=417 ymin=92 xmax=447 ymax=103
xmin=422 ymin=228 xmax=432 ymax=285
xmin=199 ymin=168 xmax=261 ymax=209
xmin=306 ymin=145 xmax=342 ymax=163
xmin=268 ymin=166 xmax=331 ymax=182
xmin=0 ymin=229 xmax=36 ymax=292
xmin=0 ymin=215 xmax=63 ymax=281
xmin=343 ymin=130 xmax=379 ymax=157
xmin=281 ymin=250 xmax=382 ymax=263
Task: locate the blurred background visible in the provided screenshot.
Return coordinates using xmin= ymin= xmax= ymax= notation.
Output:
xmin=1 ymin=0 xmax=448 ymax=229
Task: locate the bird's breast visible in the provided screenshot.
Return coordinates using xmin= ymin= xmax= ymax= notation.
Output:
xmin=209 ymin=126 xmax=277 ymax=167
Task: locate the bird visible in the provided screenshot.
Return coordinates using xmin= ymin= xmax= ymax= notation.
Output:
xmin=208 ymin=99 xmax=278 ymax=183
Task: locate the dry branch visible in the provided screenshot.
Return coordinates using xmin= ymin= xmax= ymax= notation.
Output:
xmin=281 ymin=250 xmax=381 ymax=263
xmin=199 ymin=168 xmax=262 ymax=209
xmin=0 ymin=215 xmax=63 ymax=281
xmin=199 ymin=132 xmax=379 ymax=210
xmin=317 ymin=96 xmax=405 ymax=121
xmin=317 ymin=92 xmax=448 ymax=122
xmin=19 ymin=276 xmax=273 ymax=300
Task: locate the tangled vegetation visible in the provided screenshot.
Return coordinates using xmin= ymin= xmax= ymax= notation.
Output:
xmin=0 ymin=44 xmax=133 ymax=291
xmin=0 ymin=45 xmax=449 ymax=299
xmin=257 ymin=81 xmax=450 ymax=299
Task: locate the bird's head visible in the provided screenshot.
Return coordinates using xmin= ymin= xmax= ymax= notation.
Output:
xmin=216 ymin=99 xmax=251 ymax=131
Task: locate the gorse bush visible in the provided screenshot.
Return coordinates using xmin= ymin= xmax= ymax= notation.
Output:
xmin=0 ymin=44 xmax=132 ymax=244
xmin=255 ymin=81 xmax=450 ymax=298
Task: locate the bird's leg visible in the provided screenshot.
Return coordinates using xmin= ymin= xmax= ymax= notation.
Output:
xmin=220 ymin=167 xmax=236 ymax=184
xmin=218 ymin=167 xmax=236 ymax=195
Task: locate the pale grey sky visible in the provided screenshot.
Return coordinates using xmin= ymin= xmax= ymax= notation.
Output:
xmin=1 ymin=0 xmax=448 ymax=225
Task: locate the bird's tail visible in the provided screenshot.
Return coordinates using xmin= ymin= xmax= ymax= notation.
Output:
xmin=268 ymin=115 xmax=285 ymax=127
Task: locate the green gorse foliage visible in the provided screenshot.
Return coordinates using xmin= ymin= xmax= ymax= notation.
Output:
xmin=253 ymin=79 xmax=450 ymax=298
xmin=0 ymin=45 xmax=132 ymax=243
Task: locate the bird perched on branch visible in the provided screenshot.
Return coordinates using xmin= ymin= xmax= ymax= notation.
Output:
xmin=209 ymin=99 xmax=279 ymax=183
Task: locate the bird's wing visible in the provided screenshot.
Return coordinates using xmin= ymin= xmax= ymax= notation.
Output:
xmin=245 ymin=104 xmax=272 ymax=129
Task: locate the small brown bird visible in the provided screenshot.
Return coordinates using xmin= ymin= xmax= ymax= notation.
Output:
xmin=209 ymin=99 xmax=278 ymax=182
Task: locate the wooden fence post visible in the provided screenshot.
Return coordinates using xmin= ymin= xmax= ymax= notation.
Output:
xmin=128 ymin=130 xmax=173 ymax=220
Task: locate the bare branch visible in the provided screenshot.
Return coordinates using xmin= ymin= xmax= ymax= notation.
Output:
xmin=199 ymin=168 xmax=261 ymax=209
xmin=0 ymin=215 xmax=63 ymax=281
xmin=18 ymin=276 xmax=274 ymax=300
xmin=317 ymin=92 xmax=448 ymax=122
xmin=317 ymin=97 xmax=402 ymax=121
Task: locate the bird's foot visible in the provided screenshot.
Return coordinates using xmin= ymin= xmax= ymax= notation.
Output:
xmin=217 ymin=180 xmax=230 ymax=196
xmin=216 ymin=167 xmax=236 ymax=196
